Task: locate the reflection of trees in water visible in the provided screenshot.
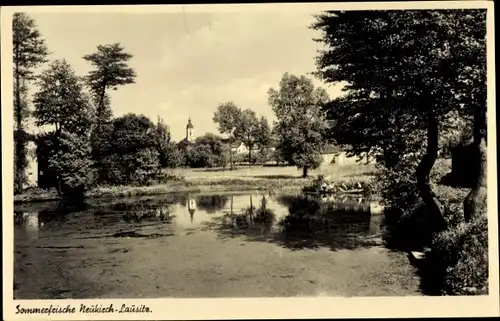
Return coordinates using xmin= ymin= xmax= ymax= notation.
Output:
xmin=15 ymin=200 xmax=90 ymax=228
xmin=205 ymin=193 xmax=380 ymax=251
xmin=14 ymin=211 xmax=40 ymax=228
xmin=92 ymin=210 xmax=123 ymax=226
xmin=115 ymin=202 xmax=174 ymax=224
xmin=93 ymin=198 xmax=179 ymax=224
xmin=277 ymin=194 xmax=372 ymax=237
xmin=225 ymin=195 xmax=276 ymax=234
xmin=195 ymin=195 xmax=229 ymax=213
xmin=121 ymin=206 xmax=173 ymax=224
xmin=93 ymin=192 xmax=188 ymax=210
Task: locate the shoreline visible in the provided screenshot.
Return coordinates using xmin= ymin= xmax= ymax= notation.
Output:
xmin=14 ymin=180 xmax=308 ymax=204
xmin=14 ymin=175 xmax=376 ymax=205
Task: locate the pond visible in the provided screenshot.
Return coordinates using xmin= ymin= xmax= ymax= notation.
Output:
xmin=14 ymin=191 xmax=421 ymax=298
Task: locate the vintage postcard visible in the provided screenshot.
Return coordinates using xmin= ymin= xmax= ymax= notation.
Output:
xmin=2 ymin=1 xmax=499 ymax=320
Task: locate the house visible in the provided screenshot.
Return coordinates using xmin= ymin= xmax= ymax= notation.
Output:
xmin=229 ymin=141 xmax=277 ymax=155
xmin=320 ymin=144 xmax=343 ymax=165
xmin=321 ymin=144 xmax=376 ymax=166
xmin=231 ymin=142 xmax=258 ymax=155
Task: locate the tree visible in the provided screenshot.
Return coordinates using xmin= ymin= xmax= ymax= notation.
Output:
xmin=155 ymin=116 xmax=172 ymax=169
xmin=33 ymin=59 xmax=94 ymax=197
xmin=106 ymin=114 xmax=160 ymax=185
xmin=312 ymin=10 xmax=486 ymax=225
xmin=187 ymin=133 xmax=229 ymax=168
xmin=45 ymin=131 xmax=95 ymax=198
xmin=213 ymin=101 xmax=242 ymax=170
xmin=185 ymin=144 xmax=213 ymax=168
xmin=12 ymin=13 xmax=49 ymax=192
xmin=268 ymin=73 xmax=330 ymax=177
xmin=33 ymin=60 xmax=93 ymax=135
xmin=164 ymin=143 xmax=185 ymax=168
xmin=255 ymin=116 xmax=272 ymax=164
xmin=83 ymin=43 xmax=136 ymax=182
xmin=83 ymin=43 xmax=136 ymax=121
xmin=234 ymin=109 xmax=259 ymax=166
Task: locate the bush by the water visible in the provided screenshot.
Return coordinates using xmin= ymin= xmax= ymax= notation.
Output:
xmin=376 ymin=152 xmax=488 ymax=295
xmin=302 ymin=174 xmax=372 ymax=195
xmin=424 ymin=215 xmax=488 ymax=295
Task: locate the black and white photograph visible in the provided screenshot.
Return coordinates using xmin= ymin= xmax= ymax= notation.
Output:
xmin=2 ymin=1 xmax=499 ymax=320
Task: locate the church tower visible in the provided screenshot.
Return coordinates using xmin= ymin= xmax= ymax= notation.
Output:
xmin=186 ymin=117 xmax=194 ymax=142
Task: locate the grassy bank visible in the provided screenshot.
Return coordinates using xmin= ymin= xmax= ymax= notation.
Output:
xmin=14 ymin=164 xmax=377 ymax=203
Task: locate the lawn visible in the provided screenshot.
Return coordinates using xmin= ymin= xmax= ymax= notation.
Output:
xmin=170 ymin=163 xmax=377 ymax=181
xmin=90 ymin=163 xmax=378 ymax=200
xmin=15 ymin=163 xmax=378 ymax=203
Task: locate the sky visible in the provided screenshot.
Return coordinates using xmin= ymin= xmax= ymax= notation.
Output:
xmin=26 ymin=10 xmax=345 ymax=141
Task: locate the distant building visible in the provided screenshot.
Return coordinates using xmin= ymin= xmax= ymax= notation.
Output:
xmin=321 ymin=145 xmax=375 ymax=166
xmin=186 ymin=117 xmax=194 ymax=142
xmin=229 ymin=141 xmax=277 ymax=155
xmin=178 ymin=117 xmax=196 ymax=147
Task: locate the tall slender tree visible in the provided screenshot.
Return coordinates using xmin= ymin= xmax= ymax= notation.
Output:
xmin=83 ymin=43 xmax=136 ymax=181
xmin=12 ymin=12 xmax=49 ymax=192
xmin=83 ymin=43 xmax=136 ymax=123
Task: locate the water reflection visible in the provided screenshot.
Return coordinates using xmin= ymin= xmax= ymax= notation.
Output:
xmin=15 ymin=212 xmax=41 ymax=239
xmin=194 ymin=195 xmax=229 ymax=213
xmin=14 ymin=200 xmax=91 ymax=238
xmin=14 ymin=191 xmax=383 ymax=250
xmin=203 ymin=193 xmax=383 ymax=251
xmin=212 ymin=195 xmax=277 ymax=235
xmin=276 ymin=195 xmax=376 ymax=249
xmin=94 ymin=197 xmax=185 ymax=224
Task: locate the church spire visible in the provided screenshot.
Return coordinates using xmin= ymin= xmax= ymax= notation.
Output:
xmin=186 ymin=114 xmax=194 ymax=142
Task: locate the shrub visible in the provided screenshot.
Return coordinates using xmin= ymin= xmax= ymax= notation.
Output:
xmin=232 ymin=153 xmax=246 ymax=165
xmin=36 ymin=131 xmax=95 ymax=198
xmin=256 ymin=148 xmax=271 ymax=164
xmin=243 ymin=152 xmax=259 ymax=165
xmin=425 ymin=215 xmax=488 ymax=295
xmin=95 ymin=114 xmax=162 ymax=186
xmin=185 ymin=144 xmax=213 ymax=168
xmin=377 ymin=153 xmax=425 ymax=250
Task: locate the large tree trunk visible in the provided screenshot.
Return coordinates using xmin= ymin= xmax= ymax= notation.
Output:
xmin=56 ymin=176 xmax=63 ymax=198
xmin=92 ymin=85 xmax=108 ymax=183
xmin=302 ymin=166 xmax=309 ymax=178
xmin=464 ymin=106 xmax=487 ymax=222
xmin=14 ymin=55 xmax=24 ymax=193
xmin=15 ymin=64 xmax=22 ymax=131
xmin=97 ymin=85 xmax=107 ymax=123
xmin=416 ymin=113 xmax=446 ymax=231
xmin=248 ymin=148 xmax=252 ymax=167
